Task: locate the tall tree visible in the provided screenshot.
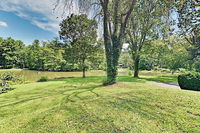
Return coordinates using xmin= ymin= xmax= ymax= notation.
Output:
xmin=176 ymin=0 xmax=200 ymax=60
xmin=27 ymin=40 xmax=45 ymax=70
xmin=127 ymin=0 xmax=163 ymax=78
xmin=59 ymin=14 xmax=98 ymax=78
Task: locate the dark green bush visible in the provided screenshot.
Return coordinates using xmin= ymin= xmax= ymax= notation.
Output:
xmin=178 ymin=72 xmax=200 ymax=91
xmin=38 ymin=76 xmax=48 ymax=82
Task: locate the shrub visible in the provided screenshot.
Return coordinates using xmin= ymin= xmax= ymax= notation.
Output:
xmin=0 ymin=72 xmax=22 ymax=94
xmin=128 ymin=70 xmax=132 ymax=77
xmin=178 ymin=72 xmax=200 ymax=91
xmin=0 ymin=72 xmax=23 ymax=84
xmin=38 ymin=76 xmax=48 ymax=82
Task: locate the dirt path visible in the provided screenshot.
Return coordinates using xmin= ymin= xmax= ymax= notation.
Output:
xmin=149 ymin=82 xmax=180 ymax=89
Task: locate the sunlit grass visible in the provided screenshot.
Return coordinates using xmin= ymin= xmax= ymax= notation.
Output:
xmin=0 ymin=76 xmax=199 ymax=132
xmin=0 ymin=69 xmax=178 ymax=83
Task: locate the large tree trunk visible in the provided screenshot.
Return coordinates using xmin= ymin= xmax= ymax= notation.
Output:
xmin=103 ymin=2 xmax=117 ymax=85
xmin=106 ymin=38 xmax=122 ymax=84
xmin=102 ymin=0 xmax=136 ymax=85
xmin=134 ymin=55 xmax=140 ymax=78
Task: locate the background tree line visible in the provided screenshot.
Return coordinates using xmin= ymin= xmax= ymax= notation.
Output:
xmin=0 ymin=37 xmax=104 ymax=73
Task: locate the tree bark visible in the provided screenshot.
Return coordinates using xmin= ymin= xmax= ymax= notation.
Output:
xmin=102 ymin=0 xmax=136 ymax=85
xmin=103 ymin=1 xmax=117 ymax=84
xmin=82 ymin=58 xmax=86 ymax=78
xmin=134 ymin=55 xmax=140 ymax=78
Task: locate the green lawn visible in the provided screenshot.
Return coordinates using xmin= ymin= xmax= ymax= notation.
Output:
xmin=0 ymin=69 xmax=177 ymax=82
xmin=0 ymin=76 xmax=199 ymax=132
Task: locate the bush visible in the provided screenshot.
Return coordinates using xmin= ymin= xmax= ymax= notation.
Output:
xmin=38 ymin=76 xmax=48 ymax=82
xmin=0 ymin=72 xmax=23 ymax=83
xmin=178 ymin=72 xmax=200 ymax=91
xmin=0 ymin=72 xmax=22 ymax=94
xmin=128 ymin=70 xmax=133 ymax=77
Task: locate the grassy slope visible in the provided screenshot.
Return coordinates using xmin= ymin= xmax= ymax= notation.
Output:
xmin=0 ymin=76 xmax=199 ymax=133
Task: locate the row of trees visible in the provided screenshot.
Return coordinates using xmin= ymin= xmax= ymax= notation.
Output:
xmin=0 ymin=37 xmax=104 ymax=77
xmin=120 ymin=36 xmax=200 ymax=73
xmin=57 ymin=0 xmax=199 ymax=84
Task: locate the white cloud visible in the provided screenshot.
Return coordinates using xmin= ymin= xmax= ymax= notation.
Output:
xmin=0 ymin=21 xmax=8 ymax=27
xmin=0 ymin=0 xmax=102 ymax=36
xmin=0 ymin=0 xmax=64 ymax=33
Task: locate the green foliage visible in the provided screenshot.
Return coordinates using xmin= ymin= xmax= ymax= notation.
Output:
xmin=0 ymin=72 xmax=23 ymax=84
xmin=154 ymin=67 xmax=171 ymax=73
xmin=0 ymin=37 xmax=25 ymax=69
xmin=194 ymin=59 xmax=200 ymax=72
xmin=37 ymin=76 xmax=49 ymax=82
xmin=142 ymin=38 xmax=191 ymax=73
xmin=127 ymin=0 xmax=164 ymax=77
xmin=0 ymin=80 xmax=11 ymax=94
xmin=0 ymin=72 xmax=23 ymax=94
xmin=59 ymin=14 xmax=103 ymax=77
xmin=178 ymin=72 xmax=200 ymax=91
xmin=176 ymin=0 xmax=200 ymax=60
xmin=128 ymin=70 xmax=133 ymax=77
xmin=0 ymin=36 xmax=104 ymax=72
xmin=119 ymin=52 xmax=132 ymax=69
xmin=139 ymin=58 xmax=153 ymax=71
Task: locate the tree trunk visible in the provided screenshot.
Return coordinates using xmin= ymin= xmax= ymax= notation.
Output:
xmin=103 ymin=2 xmax=117 ymax=85
xmin=102 ymin=0 xmax=135 ymax=85
xmin=83 ymin=68 xmax=86 ymax=78
xmin=105 ymin=37 xmax=122 ymax=84
xmin=134 ymin=55 xmax=140 ymax=78
xmin=82 ymin=58 xmax=86 ymax=78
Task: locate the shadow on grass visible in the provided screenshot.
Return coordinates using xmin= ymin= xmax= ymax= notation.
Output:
xmin=58 ymin=76 xmax=146 ymax=104
xmin=62 ymin=85 xmax=101 ymax=103
xmin=52 ymin=76 xmax=106 ymax=83
xmin=53 ymin=75 xmax=177 ymax=84
xmin=117 ymin=76 xmax=145 ymax=83
xmin=53 ymin=76 xmax=146 ymax=83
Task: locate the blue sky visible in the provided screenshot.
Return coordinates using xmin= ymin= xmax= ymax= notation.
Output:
xmin=0 ymin=11 xmax=57 ymax=45
xmin=0 ymin=0 xmax=65 ymax=45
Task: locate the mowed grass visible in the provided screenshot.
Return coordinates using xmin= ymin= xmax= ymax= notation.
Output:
xmin=0 ymin=69 xmax=178 ymax=83
xmin=0 ymin=75 xmax=200 ymax=132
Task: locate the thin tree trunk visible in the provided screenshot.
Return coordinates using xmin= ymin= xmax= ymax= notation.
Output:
xmin=83 ymin=68 xmax=86 ymax=78
xmin=82 ymin=58 xmax=86 ymax=78
xmin=134 ymin=55 xmax=140 ymax=78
